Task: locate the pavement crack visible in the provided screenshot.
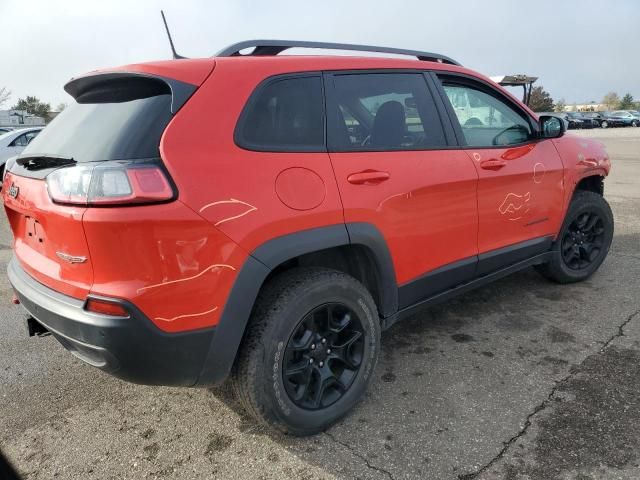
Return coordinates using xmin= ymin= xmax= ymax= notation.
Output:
xmin=599 ymin=309 xmax=640 ymax=351
xmin=458 ymin=308 xmax=640 ymax=480
xmin=324 ymin=431 xmax=395 ymax=480
xmin=456 ymin=372 xmax=571 ymax=480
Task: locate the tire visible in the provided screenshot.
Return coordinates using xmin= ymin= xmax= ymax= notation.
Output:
xmin=536 ymin=191 xmax=613 ymax=284
xmin=231 ymin=267 xmax=381 ymax=436
xmin=601 ymin=121 xmax=608 ymax=128
xmin=632 ymin=120 xmax=639 ymax=127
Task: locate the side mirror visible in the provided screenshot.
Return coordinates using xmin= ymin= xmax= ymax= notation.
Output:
xmin=539 ymin=115 xmax=565 ymax=139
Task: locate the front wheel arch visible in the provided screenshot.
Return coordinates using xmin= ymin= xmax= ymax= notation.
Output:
xmin=536 ymin=190 xmax=613 ymax=283
xmin=574 ymin=175 xmax=605 ymax=196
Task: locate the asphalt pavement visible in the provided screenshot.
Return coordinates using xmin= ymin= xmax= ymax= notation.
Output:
xmin=1 ymin=128 xmax=639 ymax=480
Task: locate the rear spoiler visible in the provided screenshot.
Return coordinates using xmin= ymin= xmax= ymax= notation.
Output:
xmin=64 ymin=72 xmax=196 ymax=114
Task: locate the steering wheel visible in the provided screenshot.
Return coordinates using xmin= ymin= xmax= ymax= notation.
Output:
xmin=492 ymin=125 xmax=528 ymax=146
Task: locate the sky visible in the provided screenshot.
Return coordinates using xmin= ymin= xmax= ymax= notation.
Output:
xmin=1 ymin=0 xmax=638 ymax=108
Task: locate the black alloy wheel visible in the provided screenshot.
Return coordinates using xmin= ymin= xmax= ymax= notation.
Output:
xmin=231 ymin=267 xmax=380 ymax=435
xmin=282 ymin=303 xmax=365 ymax=410
xmin=561 ymin=211 xmax=605 ymax=270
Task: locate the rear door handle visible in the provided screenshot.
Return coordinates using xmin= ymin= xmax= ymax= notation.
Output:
xmin=479 ymin=159 xmax=507 ymax=170
xmin=347 ymin=170 xmax=390 ymax=185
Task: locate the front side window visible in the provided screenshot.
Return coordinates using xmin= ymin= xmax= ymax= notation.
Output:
xmin=11 ymin=134 xmax=28 ymax=147
xmin=10 ymin=131 xmax=39 ymax=147
xmin=24 ymin=131 xmax=39 ymax=144
xmin=328 ymin=73 xmax=446 ymax=151
xmin=441 ymin=82 xmax=532 ymax=147
xmin=236 ymin=75 xmax=324 ymax=151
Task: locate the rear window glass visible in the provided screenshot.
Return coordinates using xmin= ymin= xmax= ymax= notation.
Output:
xmin=236 ymin=75 xmax=324 ymax=151
xmin=22 ymin=86 xmax=172 ymax=162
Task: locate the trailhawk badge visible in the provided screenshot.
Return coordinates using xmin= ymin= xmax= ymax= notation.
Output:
xmin=7 ymin=183 xmax=19 ymax=199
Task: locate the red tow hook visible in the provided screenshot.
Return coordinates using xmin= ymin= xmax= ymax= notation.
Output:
xmin=12 ymin=294 xmax=20 ymax=305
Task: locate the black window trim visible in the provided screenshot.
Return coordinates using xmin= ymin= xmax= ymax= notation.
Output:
xmin=323 ymin=69 xmax=455 ymax=153
xmin=234 ymin=72 xmax=327 ymax=153
xmin=430 ymin=71 xmax=542 ymax=149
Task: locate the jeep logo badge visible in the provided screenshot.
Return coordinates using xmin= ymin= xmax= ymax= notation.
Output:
xmin=7 ymin=183 xmax=19 ymax=199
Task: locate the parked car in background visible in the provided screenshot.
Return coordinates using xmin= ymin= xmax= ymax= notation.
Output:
xmin=583 ymin=112 xmax=625 ymax=128
xmin=566 ymin=111 xmax=596 ymax=128
xmin=582 ymin=112 xmax=607 ymax=128
xmin=0 ymin=127 xmax=43 ymax=172
xmin=562 ymin=112 xmax=586 ymax=129
xmin=610 ymin=111 xmax=639 ymax=127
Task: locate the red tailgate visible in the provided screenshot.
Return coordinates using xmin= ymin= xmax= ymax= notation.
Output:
xmin=3 ymin=172 xmax=93 ymax=299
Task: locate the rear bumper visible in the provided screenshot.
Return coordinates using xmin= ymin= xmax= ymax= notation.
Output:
xmin=8 ymin=256 xmax=215 ymax=387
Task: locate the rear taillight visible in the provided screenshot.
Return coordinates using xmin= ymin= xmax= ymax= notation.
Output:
xmin=46 ymin=161 xmax=174 ymax=206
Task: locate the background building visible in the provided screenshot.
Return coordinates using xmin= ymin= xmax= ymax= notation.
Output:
xmin=564 ymin=103 xmax=608 ymax=112
xmin=0 ymin=109 xmax=46 ymax=128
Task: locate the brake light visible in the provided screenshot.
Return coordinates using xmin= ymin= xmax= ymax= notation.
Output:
xmin=85 ymin=298 xmax=129 ymax=317
xmin=46 ymin=161 xmax=173 ymax=206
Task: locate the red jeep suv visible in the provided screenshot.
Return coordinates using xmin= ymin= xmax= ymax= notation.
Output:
xmin=5 ymin=41 xmax=613 ymax=435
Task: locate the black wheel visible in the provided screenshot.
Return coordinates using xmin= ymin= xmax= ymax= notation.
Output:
xmin=632 ymin=120 xmax=639 ymax=127
xmin=601 ymin=120 xmax=608 ymax=128
xmin=231 ymin=268 xmax=380 ymax=435
xmin=536 ymin=191 xmax=613 ymax=283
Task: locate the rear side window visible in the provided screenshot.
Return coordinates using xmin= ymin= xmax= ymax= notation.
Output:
xmin=22 ymin=78 xmax=173 ymax=162
xmin=236 ymin=75 xmax=324 ymax=151
xmin=327 ymin=73 xmax=446 ymax=152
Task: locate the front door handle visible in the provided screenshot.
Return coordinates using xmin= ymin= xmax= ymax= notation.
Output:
xmin=479 ymin=159 xmax=507 ymax=170
xmin=347 ymin=170 xmax=390 ymax=185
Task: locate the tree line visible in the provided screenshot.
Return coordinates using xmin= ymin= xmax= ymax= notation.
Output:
xmin=528 ymin=86 xmax=637 ymax=113
xmin=0 ymin=88 xmax=66 ymax=122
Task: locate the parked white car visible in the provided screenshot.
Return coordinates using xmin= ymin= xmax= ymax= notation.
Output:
xmin=0 ymin=127 xmax=43 ymax=170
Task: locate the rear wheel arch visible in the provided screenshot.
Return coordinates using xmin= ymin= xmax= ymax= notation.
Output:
xmin=251 ymin=223 xmax=397 ymax=318
xmin=196 ymin=223 xmax=397 ymax=386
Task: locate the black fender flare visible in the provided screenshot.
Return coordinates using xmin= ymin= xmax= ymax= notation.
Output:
xmin=196 ymin=223 xmax=397 ymax=386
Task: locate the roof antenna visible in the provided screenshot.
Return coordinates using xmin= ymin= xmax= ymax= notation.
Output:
xmin=161 ymin=10 xmax=186 ymax=59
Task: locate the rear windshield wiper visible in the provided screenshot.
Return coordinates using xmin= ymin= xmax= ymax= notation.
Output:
xmin=16 ymin=154 xmax=76 ymax=171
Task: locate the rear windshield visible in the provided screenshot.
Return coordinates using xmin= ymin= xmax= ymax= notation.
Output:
xmin=22 ymin=87 xmax=172 ymax=162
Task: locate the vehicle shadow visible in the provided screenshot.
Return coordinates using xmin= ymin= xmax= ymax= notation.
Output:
xmin=208 ymin=260 xmax=617 ymax=479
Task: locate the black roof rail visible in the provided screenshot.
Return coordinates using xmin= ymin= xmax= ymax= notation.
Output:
xmin=215 ymin=40 xmax=461 ymax=66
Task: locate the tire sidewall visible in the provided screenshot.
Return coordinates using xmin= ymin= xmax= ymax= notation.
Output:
xmin=257 ymin=275 xmax=380 ymax=434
